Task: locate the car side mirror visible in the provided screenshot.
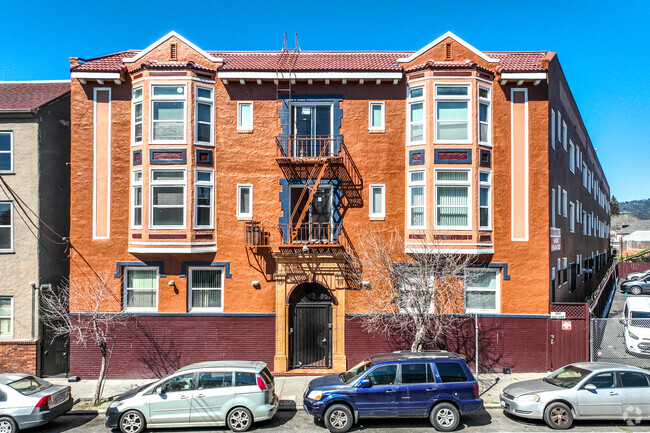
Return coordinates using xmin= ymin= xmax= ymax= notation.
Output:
xmin=584 ymin=384 xmax=597 ymax=392
xmin=358 ymin=379 xmax=372 ymax=388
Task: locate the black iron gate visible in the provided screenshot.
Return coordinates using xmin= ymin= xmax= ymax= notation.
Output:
xmin=292 ymin=303 xmax=332 ymax=369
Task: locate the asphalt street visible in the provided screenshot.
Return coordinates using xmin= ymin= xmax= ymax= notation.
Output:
xmin=30 ymin=408 xmax=650 ymax=433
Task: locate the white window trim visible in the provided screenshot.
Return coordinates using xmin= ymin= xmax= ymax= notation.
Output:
xmin=562 ymin=121 xmax=567 ymax=150
xmin=149 ymin=82 xmax=187 ymax=144
xmin=569 ymin=140 xmax=575 ymax=173
xmin=368 ymin=101 xmax=385 ymax=131
xmin=149 ymin=169 xmax=187 ymax=229
xmin=369 ymin=184 xmax=386 ymax=219
xmin=434 ymin=83 xmax=472 ymax=144
xmin=195 ymin=85 xmax=214 ymax=146
xmin=131 ymin=170 xmax=143 ymax=229
xmin=407 ymin=169 xmax=426 ymax=229
xmin=123 ymin=267 xmax=158 ymax=313
xmin=464 ymin=269 xmax=500 ymax=314
xmin=188 ymin=266 xmax=224 ymax=313
xmin=407 ymin=86 xmax=425 ymax=146
xmin=236 ymin=184 xmax=253 ymax=219
xmin=557 ymin=111 xmax=562 ymax=143
xmin=131 ymin=86 xmax=143 ymax=146
xmin=550 ymin=109 xmax=555 ymax=150
xmin=434 ymin=168 xmax=472 ymax=231
xmin=479 ymin=170 xmax=492 ymax=230
xmin=562 ymin=190 xmax=568 ymax=217
xmin=0 ymin=131 xmax=14 ymax=173
xmin=0 ymin=296 xmax=13 ymax=338
xmin=478 ymin=85 xmax=491 ymax=146
xmin=569 ymin=202 xmax=575 ymax=233
xmin=237 ymin=101 xmax=254 ymax=131
xmin=194 ymin=169 xmax=214 ymax=229
xmin=0 ymin=201 xmax=13 ymax=253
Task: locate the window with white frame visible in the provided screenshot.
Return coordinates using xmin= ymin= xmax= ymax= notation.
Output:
xmin=369 ymin=101 xmax=385 ymax=131
xmin=195 ymin=86 xmax=213 ymax=144
xmin=562 ymin=121 xmax=567 ymax=150
xmin=569 ymin=140 xmax=575 ymax=173
xmin=551 ymin=188 xmax=556 ymax=227
xmin=132 ymin=87 xmax=143 ymax=144
xmin=550 ymin=109 xmax=555 ymax=150
xmin=479 ymin=171 xmax=491 ymax=229
xmin=188 ymin=267 xmax=223 ymax=312
xmin=408 ymin=170 xmax=425 ymax=228
xmin=435 ymin=84 xmax=470 ymax=142
xmin=407 ymin=87 xmax=424 ymax=144
xmin=569 ymin=202 xmax=575 ymax=232
xmin=399 ymin=269 xmax=435 ymax=314
xmin=0 ymin=297 xmax=11 ymax=337
xmin=195 ymin=170 xmax=214 ymax=228
xmin=478 ymin=86 xmax=491 ymax=145
xmin=237 ymin=184 xmax=253 ymax=219
xmin=557 ymin=184 xmax=562 ymax=215
xmin=369 ymin=184 xmax=385 ymax=218
xmin=435 ymin=170 xmax=471 ymax=229
xmin=131 ymin=171 xmax=143 ymax=228
xmin=557 ymin=111 xmax=562 ymax=143
xmin=150 ymin=169 xmax=186 ymax=228
xmin=237 ymin=102 xmax=253 ymax=130
xmin=124 ymin=268 xmax=157 ymax=312
xmin=465 ymin=269 xmax=499 ymax=313
xmin=151 ymin=84 xmax=186 ymax=142
xmin=582 ymin=164 xmax=588 ymax=187
xmin=0 ymin=202 xmax=12 ymax=252
xmin=0 ymin=132 xmax=13 ymax=172
xmin=562 ymin=190 xmax=567 ymax=217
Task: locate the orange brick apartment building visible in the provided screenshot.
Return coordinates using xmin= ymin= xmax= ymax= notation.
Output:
xmin=68 ymin=32 xmax=610 ymax=377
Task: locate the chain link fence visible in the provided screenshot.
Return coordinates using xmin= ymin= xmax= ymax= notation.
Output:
xmin=591 ymin=318 xmax=650 ymax=368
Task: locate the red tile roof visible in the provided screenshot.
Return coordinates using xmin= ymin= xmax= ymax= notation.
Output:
xmin=70 ymin=49 xmax=549 ymax=74
xmin=0 ymin=82 xmax=70 ymax=111
xmin=405 ymin=60 xmax=493 ymax=74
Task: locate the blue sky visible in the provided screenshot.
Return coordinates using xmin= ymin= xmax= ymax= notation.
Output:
xmin=1 ymin=0 xmax=648 ymax=202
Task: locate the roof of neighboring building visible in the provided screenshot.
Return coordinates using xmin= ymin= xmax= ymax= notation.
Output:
xmin=0 ymin=81 xmax=70 ymax=111
xmin=621 ymin=220 xmax=650 ymax=234
xmin=71 ymin=49 xmax=550 ymax=74
xmin=625 ymin=231 xmax=650 ymax=242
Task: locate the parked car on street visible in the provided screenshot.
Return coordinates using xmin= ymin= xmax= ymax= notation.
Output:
xmin=0 ymin=373 xmax=73 ymax=433
xmin=625 ymin=269 xmax=650 ymax=281
xmin=500 ymin=362 xmax=650 ymax=429
xmin=105 ymin=361 xmax=278 ymax=433
xmin=621 ymin=297 xmax=650 ymax=356
xmin=620 ymin=274 xmax=650 ymax=295
xmin=303 ymin=351 xmax=483 ymax=433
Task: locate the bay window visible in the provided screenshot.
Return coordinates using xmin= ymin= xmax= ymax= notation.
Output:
xmin=131 ymin=171 xmax=143 ymax=228
xmin=150 ymin=169 xmax=186 ymax=228
xmin=151 ymin=84 xmax=186 ymax=142
xmin=479 ymin=171 xmax=491 ymax=229
xmin=478 ymin=86 xmax=491 ymax=145
xmin=195 ymin=170 xmax=213 ymax=228
xmin=407 ymin=87 xmax=424 ymax=144
xmin=465 ymin=269 xmax=499 ymax=313
xmin=435 ymin=84 xmax=470 ymax=142
xmin=195 ymin=86 xmax=213 ymax=144
xmin=435 ymin=169 xmax=471 ymax=230
xmin=408 ymin=170 xmax=425 ymax=228
xmin=188 ymin=268 xmax=223 ymax=312
xmin=132 ymin=86 xmax=143 ymax=144
xmin=124 ymin=268 xmax=157 ymax=312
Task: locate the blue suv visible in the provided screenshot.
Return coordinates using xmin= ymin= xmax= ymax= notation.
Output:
xmin=303 ymin=351 xmax=483 ymax=432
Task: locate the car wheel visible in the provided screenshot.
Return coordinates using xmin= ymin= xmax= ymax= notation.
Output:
xmin=631 ymin=286 xmax=643 ymax=295
xmin=324 ymin=404 xmax=353 ymax=433
xmin=430 ymin=402 xmax=460 ymax=432
xmin=544 ymin=402 xmax=573 ymax=430
xmin=119 ymin=410 xmax=146 ymax=433
xmin=227 ymin=407 xmax=253 ymax=432
xmin=0 ymin=417 xmax=17 ymax=433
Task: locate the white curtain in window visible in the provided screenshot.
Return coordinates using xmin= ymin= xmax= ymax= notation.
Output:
xmin=466 ymin=271 xmax=496 ymax=310
xmin=0 ymin=298 xmax=10 ymax=335
xmin=410 ymin=187 xmax=424 ymax=226
xmin=191 ymin=270 xmax=221 ymax=309
xmin=437 ymin=186 xmax=468 ymax=226
xmin=437 ymin=102 xmax=468 ymax=140
xmin=410 ymin=103 xmax=423 ymax=141
xmin=127 ymin=270 xmax=157 ymax=308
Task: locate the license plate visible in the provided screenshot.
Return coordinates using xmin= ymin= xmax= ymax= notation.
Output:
xmin=500 ymin=400 xmax=507 ymax=409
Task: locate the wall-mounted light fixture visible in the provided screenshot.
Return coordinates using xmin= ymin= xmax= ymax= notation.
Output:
xmin=361 ymin=281 xmax=371 ymax=289
xmin=252 ymin=281 xmax=261 ymax=290
xmin=168 ymin=280 xmax=175 ymax=286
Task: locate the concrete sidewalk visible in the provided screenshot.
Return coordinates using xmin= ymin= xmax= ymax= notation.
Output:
xmin=49 ymin=371 xmax=546 ymax=414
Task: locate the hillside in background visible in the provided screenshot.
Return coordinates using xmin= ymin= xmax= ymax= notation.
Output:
xmin=620 ymin=198 xmax=650 ymax=220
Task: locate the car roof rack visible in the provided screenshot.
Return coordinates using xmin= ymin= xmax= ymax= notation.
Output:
xmin=369 ymin=350 xmax=461 ymax=362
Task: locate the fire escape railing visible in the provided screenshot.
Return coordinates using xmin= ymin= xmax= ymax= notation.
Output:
xmin=276 ymin=135 xmax=343 ymax=159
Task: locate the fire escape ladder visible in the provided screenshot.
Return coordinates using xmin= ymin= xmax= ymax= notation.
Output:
xmin=276 ymin=33 xmax=300 ymax=136
xmin=289 ymin=157 xmax=329 ymax=243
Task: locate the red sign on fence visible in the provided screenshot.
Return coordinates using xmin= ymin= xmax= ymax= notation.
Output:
xmin=561 ymin=321 xmax=572 ymax=331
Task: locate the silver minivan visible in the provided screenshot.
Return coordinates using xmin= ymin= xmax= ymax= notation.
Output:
xmin=105 ymin=361 xmax=278 ymax=433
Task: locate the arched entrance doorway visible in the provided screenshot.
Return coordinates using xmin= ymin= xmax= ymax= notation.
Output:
xmin=288 ymin=282 xmax=332 ymax=369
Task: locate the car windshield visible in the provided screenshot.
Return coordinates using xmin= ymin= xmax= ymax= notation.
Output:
xmin=630 ymin=312 xmax=650 ymax=328
xmin=8 ymin=376 xmax=53 ymax=396
xmin=544 ymin=365 xmax=592 ymax=388
xmin=341 ymin=360 xmax=373 ymax=384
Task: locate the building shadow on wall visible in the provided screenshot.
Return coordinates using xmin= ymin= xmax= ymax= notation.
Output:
xmin=129 ymin=317 xmax=182 ymax=378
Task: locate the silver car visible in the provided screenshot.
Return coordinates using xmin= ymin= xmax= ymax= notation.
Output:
xmin=105 ymin=361 xmax=278 ymax=433
xmin=500 ymin=362 xmax=650 ymax=429
xmin=626 ymin=270 xmax=650 ymax=281
xmin=0 ymin=373 xmax=74 ymax=432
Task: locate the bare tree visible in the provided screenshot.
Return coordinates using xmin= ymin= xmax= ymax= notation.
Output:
xmin=350 ymin=228 xmax=477 ymax=352
xmin=40 ymin=275 xmax=127 ymax=404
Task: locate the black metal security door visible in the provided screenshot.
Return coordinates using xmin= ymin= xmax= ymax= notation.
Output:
xmin=292 ymin=303 xmax=332 ymax=368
